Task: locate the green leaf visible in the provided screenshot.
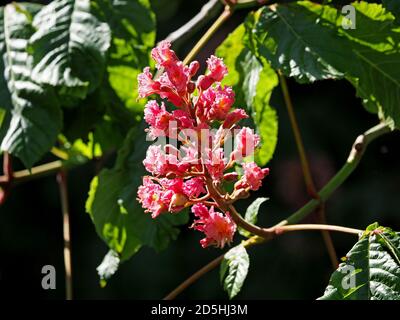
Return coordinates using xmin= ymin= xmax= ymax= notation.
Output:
xmin=319 ymin=223 xmax=400 ymax=300
xmin=0 ymin=108 xmax=10 ymax=143
xmin=93 ymin=0 xmax=156 ymax=112
xmin=245 ymin=3 xmax=346 ymax=83
xmin=97 ymin=249 xmax=121 ymax=287
xmin=0 ymin=3 xmax=62 ymax=168
xmin=383 ymin=0 xmax=400 ymax=22
xmin=220 ymin=244 xmax=250 ymax=299
xmin=216 ymin=24 xmax=278 ymax=166
xmin=62 ymin=88 xmax=107 ymax=143
xmin=238 ymin=197 xmax=268 ymax=238
xmin=253 ymin=61 xmax=279 ymax=166
xmin=246 ymin=1 xmax=400 ymax=128
xmin=86 ymin=125 xmax=188 ymax=261
xmin=29 ymin=0 xmax=111 ymax=102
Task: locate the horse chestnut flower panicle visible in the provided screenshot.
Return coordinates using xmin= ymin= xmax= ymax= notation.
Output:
xmin=137 ymin=41 xmax=270 ymax=248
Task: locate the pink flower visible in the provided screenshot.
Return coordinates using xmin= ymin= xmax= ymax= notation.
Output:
xmin=144 ymin=101 xmax=172 ymax=130
xmin=151 ymin=40 xmax=179 ymax=68
xmin=159 ymin=178 xmax=188 ymax=212
xmin=138 ymin=68 xmax=184 ymax=106
xmin=197 ymin=84 xmax=235 ymax=122
xmin=138 ymin=67 xmax=161 ymax=98
xmin=234 ymin=127 xmax=260 ymax=158
xmin=157 ymin=73 xmax=186 ymax=106
xmin=191 ymin=204 xmax=236 ymax=248
xmin=166 ymin=61 xmax=189 ymax=93
xmin=143 ymin=145 xmax=190 ymax=177
xmin=204 ymin=148 xmax=226 ymax=180
xmin=238 ymin=162 xmax=270 ymax=191
xmin=137 ymin=177 xmax=189 ymax=218
xmin=143 ymin=145 xmax=173 ymax=176
xmin=151 ymin=41 xmax=191 ymax=94
xmin=223 ymin=109 xmax=249 ymax=128
xmin=183 ymin=177 xmax=206 ymax=198
xmin=137 ymin=177 xmax=166 ymax=218
xmin=197 ymin=56 xmax=228 ymax=90
xmin=172 ymin=109 xmax=194 ymax=129
xmin=180 ymin=144 xmax=200 ymax=165
xmin=206 ymin=55 xmax=228 ymax=82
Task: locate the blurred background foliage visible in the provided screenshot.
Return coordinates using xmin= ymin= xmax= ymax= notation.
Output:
xmin=0 ymin=0 xmax=399 ymax=299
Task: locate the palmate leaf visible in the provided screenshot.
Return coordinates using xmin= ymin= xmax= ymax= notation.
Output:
xmin=319 ymin=223 xmax=400 ymax=300
xmin=86 ymin=125 xmax=189 ymax=261
xmin=0 ymin=3 xmax=62 ymax=168
xmin=246 ymin=1 xmax=400 ymax=129
xmin=216 ymin=24 xmax=278 ymax=166
xmin=220 ymin=244 xmax=250 ymax=299
xmin=29 ymin=0 xmax=111 ymax=103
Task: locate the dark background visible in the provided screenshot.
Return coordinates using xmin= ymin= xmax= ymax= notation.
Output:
xmin=0 ymin=0 xmax=399 ymax=299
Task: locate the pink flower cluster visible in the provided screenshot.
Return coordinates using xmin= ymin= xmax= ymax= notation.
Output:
xmin=137 ymin=41 xmax=270 ymax=248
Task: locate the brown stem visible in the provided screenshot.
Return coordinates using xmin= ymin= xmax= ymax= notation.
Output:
xmin=275 ymin=224 xmax=362 ymax=235
xmin=57 ymin=170 xmax=73 ymax=300
xmin=163 ymin=223 xmax=360 ymax=300
xmin=183 ymin=5 xmax=233 ymax=65
xmin=279 ymin=73 xmax=318 ymax=197
xmin=316 ymin=204 xmax=338 ymax=269
xmin=0 ymin=152 xmax=13 ymax=204
xmin=279 ymin=72 xmax=338 ymax=268
xmin=205 ymin=177 xmax=275 ymax=239
xmin=163 ymin=255 xmax=224 ymax=300
xmin=4 ymin=160 xmax=64 ymax=184
xmin=163 ymin=0 xmax=223 ymax=48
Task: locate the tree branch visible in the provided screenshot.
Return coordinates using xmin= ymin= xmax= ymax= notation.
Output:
xmin=9 ymin=160 xmax=64 ymax=185
xmin=163 ymin=0 xmax=223 ymax=48
xmin=183 ymin=5 xmax=233 ymax=65
xmin=57 ymin=170 xmax=73 ymax=300
xmin=163 ymin=255 xmax=224 ymax=300
xmin=279 ymin=73 xmax=318 ymax=197
xmin=0 ymin=152 xmax=13 ymax=204
xmin=275 ymin=224 xmax=362 ymax=235
xmin=163 ymin=122 xmax=392 ymax=299
xmin=279 ymin=72 xmax=338 ymax=268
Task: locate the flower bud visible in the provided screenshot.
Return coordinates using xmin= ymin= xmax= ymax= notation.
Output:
xmin=170 ymin=193 xmax=189 ymax=208
xmin=189 ymin=61 xmax=200 ymax=77
xmin=223 ymin=172 xmax=239 ymax=181
xmin=187 ymin=81 xmax=195 ymax=94
xmin=197 ymin=75 xmax=214 ymax=91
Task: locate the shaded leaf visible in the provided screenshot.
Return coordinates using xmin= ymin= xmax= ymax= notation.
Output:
xmin=319 ymin=223 xmax=400 ymax=300
xmin=220 ymin=244 xmax=250 ymax=299
xmin=246 ymin=1 xmax=400 ymax=128
xmin=383 ymin=0 xmax=400 ymax=22
xmin=86 ymin=125 xmax=188 ymax=261
xmin=239 ymin=197 xmax=268 ymax=238
xmin=0 ymin=3 xmax=62 ymax=168
xmin=29 ymin=0 xmax=111 ymax=102
xmin=93 ymin=0 xmax=156 ymax=112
